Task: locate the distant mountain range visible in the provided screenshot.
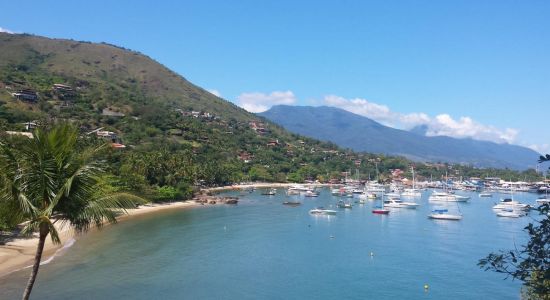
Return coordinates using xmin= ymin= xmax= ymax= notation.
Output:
xmin=259 ymin=105 xmax=539 ymax=170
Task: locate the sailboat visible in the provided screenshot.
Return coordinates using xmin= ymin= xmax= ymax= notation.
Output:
xmin=401 ymin=166 xmax=422 ymax=198
xmin=428 ymin=208 xmax=462 ymax=220
xmin=372 ymin=195 xmax=390 ymax=214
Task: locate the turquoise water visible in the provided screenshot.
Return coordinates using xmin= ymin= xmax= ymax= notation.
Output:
xmin=0 ymin=189 xmax=539 ymax=299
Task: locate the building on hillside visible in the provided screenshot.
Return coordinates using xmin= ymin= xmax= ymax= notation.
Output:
xmin=95 ymin=130 xmax=118 ymax=142
xmin=5 ymin=131 xmax=34 ymax=138
xmin=22 ymin=121 xmax=38 ymax=131
xmin=102 ymin=108 xmax=125 ymax=117
xmin=238 ymin=151 xmax=253 ymax=163
xmin=267 ymin=139 xmax=280 ymax=147
xmin=12 ymin=89 xmax=38 ymax=102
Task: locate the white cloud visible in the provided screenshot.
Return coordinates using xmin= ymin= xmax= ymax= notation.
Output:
xmin=425 ymin=114 xmax=518 ymax=144
xmin=528 ymin=144 xmax=549 ymax=155
xmin=208 ymin=89 xmax=221 ymax=97
xmin=237 ymin=90 xmax=297 ymax=113
xmin=0 ymin=27 xmax=14 ymax=34
xmin=322 ymin=95 xmax=519 ymax=144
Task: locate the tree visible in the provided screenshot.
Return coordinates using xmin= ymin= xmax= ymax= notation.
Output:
xmin=0 ymin=124 xmax=141 ymax=300
xmin=479 ymin=154 xmax=550 ymax=299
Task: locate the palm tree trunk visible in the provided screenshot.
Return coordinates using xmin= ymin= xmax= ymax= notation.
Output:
xmin=22 ymin=223 xmax=49 ymax=300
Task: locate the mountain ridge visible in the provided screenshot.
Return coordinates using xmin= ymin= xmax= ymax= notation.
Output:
xmin=259 ymin=105 xmax=539 ymax=170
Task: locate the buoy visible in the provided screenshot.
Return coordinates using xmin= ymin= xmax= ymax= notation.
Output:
xmin=424 ymin=284 xmax=429 ymax=290
xmin=370 ymin=252 xmax=374 ymax=257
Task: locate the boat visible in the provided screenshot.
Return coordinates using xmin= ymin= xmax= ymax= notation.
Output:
xmin=428 ymin=191 xmax=470 ymax=202
xmin=496 ymin=208 xmax=524 ymax=218
xmin=383 ymin=198 xmax=420 ymax=209
xmin=384 ymin=192 xmax=401 ymax=199
xmin=309 ymin=207 xmax=337 ymax=215
xmin=479 ymin=192 xmax=493 ymax=197
xmin=492 ymin=198 xmax=530 ymax=211
xmin=331 ymin=188 xmax=343 ymax=196
xmin=287 ymin=189 xmax=300 ymax=195
xmin=225 ymin=198 xmax=239 ymax=204
xmin=304 ymin=190 xmax=320 ymax=197
xmin=401 ymin=167 xmax=422 ymax=197
xmin=536 ymin=197 xmax=550 ymax=205
xmin=401 ymin=188 xmax=422 ymax=198
xmin=282 ymin=201 xmax=301 ymax=206
xmin=367 ymin=193 xmax=378 ymax=199
xmin=428 ymin=209 xmax=462 ymax=220
xmin=337 ymin=200 xmax=353 ymax=209
xmin=261 ymin=188 xmax=277 ymax=195
xmin=372 ymin=207 xmax=390 ymax=214
xmin=372 ymin=197 xmax=390 ymax=214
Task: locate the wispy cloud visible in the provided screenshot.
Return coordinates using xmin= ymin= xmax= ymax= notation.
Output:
xmin=237 ymin=90 xmax=296 ymax=113
xmin=0 ymin=27 xmax=14 ymax=34
xmin=324 ymin=95 xmax=520 ymax=144
xmin=528 ymin=144 xmax=549 ymax=155
xmin=208 ymin=89 xmax=221 ymax=97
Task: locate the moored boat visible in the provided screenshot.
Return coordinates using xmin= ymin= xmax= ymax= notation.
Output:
xmin=492 ymin=198 xmax=530 ymax=211
xmin=309 ymin=207 xmax=337 ymax=215
xmin=372 ymin=207 xmax=390 ymax=214
xmin=283 ymin=201 xmax=301 ymax=206
xmin=261 ymin=188 xmax=277 ymax=195
xmin=496 ymin=208 xmax=524 ymax=218
xmin=428 ymin=209 xmax=462 ymax=220
xmin=429 ymin=191 xmax=469 ymax=202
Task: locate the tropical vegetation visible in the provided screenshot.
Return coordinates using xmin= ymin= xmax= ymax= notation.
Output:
xmin=0 ymin=124 xmax=142 ymax=299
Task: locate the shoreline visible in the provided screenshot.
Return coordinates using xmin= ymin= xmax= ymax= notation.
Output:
xmin=0 ymin=182 xmax=336 ymax=278
xmin=0 ymin=200 xmax=199 ymax=278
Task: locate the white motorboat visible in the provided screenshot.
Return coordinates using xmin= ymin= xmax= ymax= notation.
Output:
xmin=492 ymin=198 xmax=530 ymax=211
xmin=536 ymin=197 xmax=550 ymax=205
xmin=496 ymin=208 xmax=524 ymax=218
xmin=261 ymin=188 xmax=277 ymax=195
xmin=383 ymin=199 xmax=419 ymax=209
xmin=429 ymin=191 xmax=469 ymax=202
xmin=309 ymin=208 xmax=337 ymax=215
xmin=384 ymin=192 xmax=401 ymax=199
xmin=479 ymin=192 xmax=493 ymax=197
xmin=304 ymin=190 xmax=320 ymax=197
xmin=401 ymin=188 xmax=422 ymax=197
xmin=428 ymin=209 xmax=462 ymax=220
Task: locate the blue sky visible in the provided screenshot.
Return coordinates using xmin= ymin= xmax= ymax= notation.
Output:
xmin=1 ymin=1 xmax=549 ymax=153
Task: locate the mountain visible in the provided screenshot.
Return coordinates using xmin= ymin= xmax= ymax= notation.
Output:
xmin=259 ymin=105 xmax=539 ymax=170
xmin=0 ymin=32 xmax=250 ymax=122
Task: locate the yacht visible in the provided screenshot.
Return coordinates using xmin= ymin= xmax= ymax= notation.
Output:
xmin=309 ymin=207 xmax=337 ymax=215
xmin=479 ymin=192 xmax=493 ymax=197
xmin=428 ymin=191 xmax=469 ymax=202
xmin=496 ymin=208 xmax=524 ymax=218
xmin=337 ymin=200 xmax=353 ymax=209
xmin=428 ymin=209 xmax=462 ymax=220
xmin=304 ymin=190 xmax=319 ymax=197
xmin=401 ymin=188 xmax=422 ymax=198
xmin=383 ymin=199 xmax=419 ymax=209
xmin=492 ymin=198 xmax=530 ymax=211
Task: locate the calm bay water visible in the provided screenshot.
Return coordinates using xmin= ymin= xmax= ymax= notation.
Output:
xmin=0 ymin=188 xmax=539 ymax=299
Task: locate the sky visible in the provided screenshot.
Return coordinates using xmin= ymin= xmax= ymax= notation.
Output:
xmin=1 ymin=0 xmax=549 ymax=153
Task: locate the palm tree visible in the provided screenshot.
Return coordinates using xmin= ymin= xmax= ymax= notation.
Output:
xmin=0 ymin=124 xmax=142 ymax=300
